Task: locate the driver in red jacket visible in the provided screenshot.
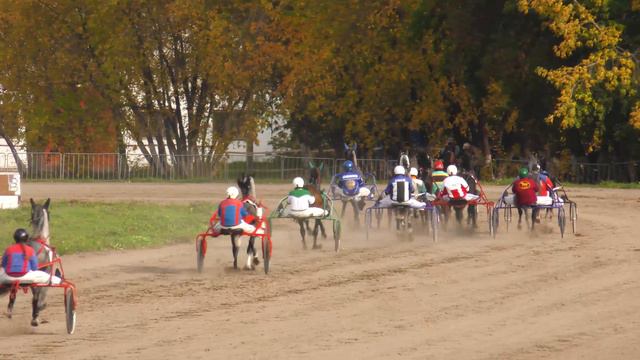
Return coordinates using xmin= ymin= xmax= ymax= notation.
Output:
xmin=512 ymin=167 xmax=539 ymax=207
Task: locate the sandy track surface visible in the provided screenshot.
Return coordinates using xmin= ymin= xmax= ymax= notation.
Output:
xmin=1 ymin=183 xmax=640 ymax=359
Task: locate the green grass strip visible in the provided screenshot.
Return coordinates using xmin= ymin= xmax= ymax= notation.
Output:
xmin=0 ymin=201 xmax=213 ymax=254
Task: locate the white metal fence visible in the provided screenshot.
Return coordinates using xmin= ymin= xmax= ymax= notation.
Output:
xmin=0 ymin=152 xmax=392 ymax=182
xmin=0 ymin=152 xmax=637 ymax=183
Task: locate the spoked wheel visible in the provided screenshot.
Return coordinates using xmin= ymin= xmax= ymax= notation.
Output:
xmin=196 ymin=235 xmax=206 ymax=273
xmin=570 ymin=202 xmax=578 ymax=234
xmin=333 ymin=220 xmax=341 ymax=252
xmin=64 ymin=288 xmax=77 ymax=335
xmin=431 ymin=208 xmax=439 ymax=242
xmin=491 ymin=208 xmax=500 ymax=238
xmin=558 ymin=206 xmax=566 ymax=238
xmin=263 ymin=236 xmax=271 ymax=275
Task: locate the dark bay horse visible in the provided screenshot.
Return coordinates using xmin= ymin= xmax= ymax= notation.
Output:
xmin=441 ymin=171 xmax=479 ymax=229
xmin=296 ymin=162 xmax=326 ymax=250
xmin=6 ymin=198 xmax=54 ymax=326
xmin=236 ymin=174 xmax=262 ymax=270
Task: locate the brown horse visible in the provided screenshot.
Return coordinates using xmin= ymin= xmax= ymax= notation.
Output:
xmin=296 ymin=163 xmax=327 ymax=249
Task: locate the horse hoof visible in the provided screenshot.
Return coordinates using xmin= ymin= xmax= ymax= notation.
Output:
xmin=312 ymin=244 xmax=322 ymax=250
xmin=6 ymin=312 xmax=12 ymax=319
xmin=253 ymin=257 xmax=260 ymax=266
xmin=31 ymin=318 xmax=39 ymax=327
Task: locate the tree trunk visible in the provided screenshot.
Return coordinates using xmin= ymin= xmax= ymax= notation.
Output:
xmin=246 ymin=139 xmax=254 ymax=174
xmin=479 ymin=117 xmax=493 ymax=179
xmin=0 ymin=129 xmax=26 ymax=176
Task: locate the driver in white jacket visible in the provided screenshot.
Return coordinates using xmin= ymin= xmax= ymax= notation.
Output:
xmin=441 ymin=165 xmax=479 ymax=202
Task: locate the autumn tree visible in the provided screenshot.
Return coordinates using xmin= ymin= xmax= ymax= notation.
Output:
xmin=518 ymin=0 xmax=640 ymax=163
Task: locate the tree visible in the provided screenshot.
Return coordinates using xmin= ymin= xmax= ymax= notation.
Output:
xmin=518 ymin=0 xmax=640 ymax=159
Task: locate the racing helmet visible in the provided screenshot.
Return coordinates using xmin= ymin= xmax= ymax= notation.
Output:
xmin=13 ymin=228 xmax=28 ymax=243
xmin=518 ymin=167 xmax=529 ymax=178
xmin=446 ymin=164 xmax=458 ymax=176
xmin=393 ymin=165 xmax=406 ymax=175
xmin=409 ymin=167 xmax=419 ymax=177
xmin=293 ymin=177 xmax=304 ymax=188
xmin=343 ymin=160 xmax=354 ymax=172
xmin=434 ymin=160 xmax=444 ymax=170
xmin=226 ymin=186 xmax=239 ymax=199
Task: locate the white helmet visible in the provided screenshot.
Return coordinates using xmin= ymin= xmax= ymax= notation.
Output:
xmin=226 ymin=186 xmax=239 ymax=199
xmin=293 ymin=177 xmax=304 ymax=188
xmin=394 ymin=165 xmax=406 ymax=175
xmin=409 ymin=167 xmax=418 ymax=177
xmin=446 ymin=165 xmax=458 ymax=176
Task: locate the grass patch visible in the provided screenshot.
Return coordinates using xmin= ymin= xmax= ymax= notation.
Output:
xmin=0 ymin=201 xmax=213 ymax=254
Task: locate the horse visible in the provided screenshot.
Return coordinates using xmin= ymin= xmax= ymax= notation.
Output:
xmin=516 ymin=205 xmax=539 ymax=231
xmin=292 ymin=163 xmax=327 ymax=250
xmin=304 ymin=162 xmax=328 ymax=239
xmin=236 ymin=174 xmax=263 ymax=270
xmin=344 ymin=143 xmax=358 ymax=166
xmin=459 ymin=170 xmax=479 ymax=228
xmin=338 ymin=143 xmax=368 ymax=224
xmin=439 ymin=171 xmax=479 ymax=230
xmin=6 ymin=198 xmax=54 ymax=326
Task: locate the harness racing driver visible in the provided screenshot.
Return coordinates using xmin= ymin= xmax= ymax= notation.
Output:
xmin=0 ymin=229 xmax=62 ymax=286
xmin=378 ymin=165 xmax=426 ymax=209
xmin=285 ymin=177 xmax=328 ymax=218
xmin=211 ymin=187 xmax=257 ymax=235
xmin=441 ymin=165 xmax=479 ymax=202
xmin=335 ymin=160 xmax=370 ymax=208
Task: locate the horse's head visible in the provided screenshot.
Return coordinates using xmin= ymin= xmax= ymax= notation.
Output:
xmin=30 ymin=198 xmax=51 ymax=245
xmin=237 ymin=173 xmax=256 ymax=200
xmin=460 ymin=170 xmax=479 ymax=194
xmin=308 ymin=161 xmax=324 ymax=187
xmin=399 ymin=151 xmax=411 ymax=169
xmin=344 ymin=143 xmax=358 ymax=166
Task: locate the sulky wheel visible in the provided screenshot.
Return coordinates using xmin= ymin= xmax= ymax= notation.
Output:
xmin=505 ymin=206 xmax=512 ymax=232
xmin=431 ymin=208 xmax=439 ymax=242
xmin=558 ymin=206 xmax=566 ymax=238
xmin=570 ymin=203 xmax=578 ymax=234
xmin=196 ymin=235 xmax=206 ymax=273
xmin=491 ymin=208 xmax=500 ymax=238
xmin=263 ymin=237 xmax=271 ymax=275
xmin=333 ymin=220 xmax=341 ymax=252
xmin=65 ymin=288 xmax=77 ymax=335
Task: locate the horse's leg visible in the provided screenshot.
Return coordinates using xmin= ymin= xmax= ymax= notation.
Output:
xmin=231 ymin=235 xmax=239 ymax=269
xmin=517 ymin=208 xmax=523 ymax=229
xmin=31 ymin=288 xmax=41 ymax=326
xmin=298 ymin=220 xmax=307 ymax=250
xmin=305 ymin=219 xmax=312 ymax=232
xmin=340 ymin=200 xmax=347 ymax=219
xmin=468 ymin=204 xmax=477 ymax=228
xmin=246 ymin=236 xmax=257 ymax=270
xmin=312 ymin=221 xmax=322 ymax=250
xmin=351 ymin=200 xmax=359 ymax=227
xmin=317 ymin=219 xmax=327 ymax=238
xmin=6 ymin=289 xmax=16 ymax=319
xmin=454 ymin=207 xmax=463 ymax=225
xmin=531 ymin=208 xmax=539 ymax=231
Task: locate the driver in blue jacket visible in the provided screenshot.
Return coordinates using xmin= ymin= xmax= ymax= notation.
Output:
xmin=335 ymin=160 xmax=371 ymax=205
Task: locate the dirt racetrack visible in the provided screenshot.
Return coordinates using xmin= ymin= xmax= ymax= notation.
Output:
xmin=1 ymin=182 xmax=640 ymax=359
